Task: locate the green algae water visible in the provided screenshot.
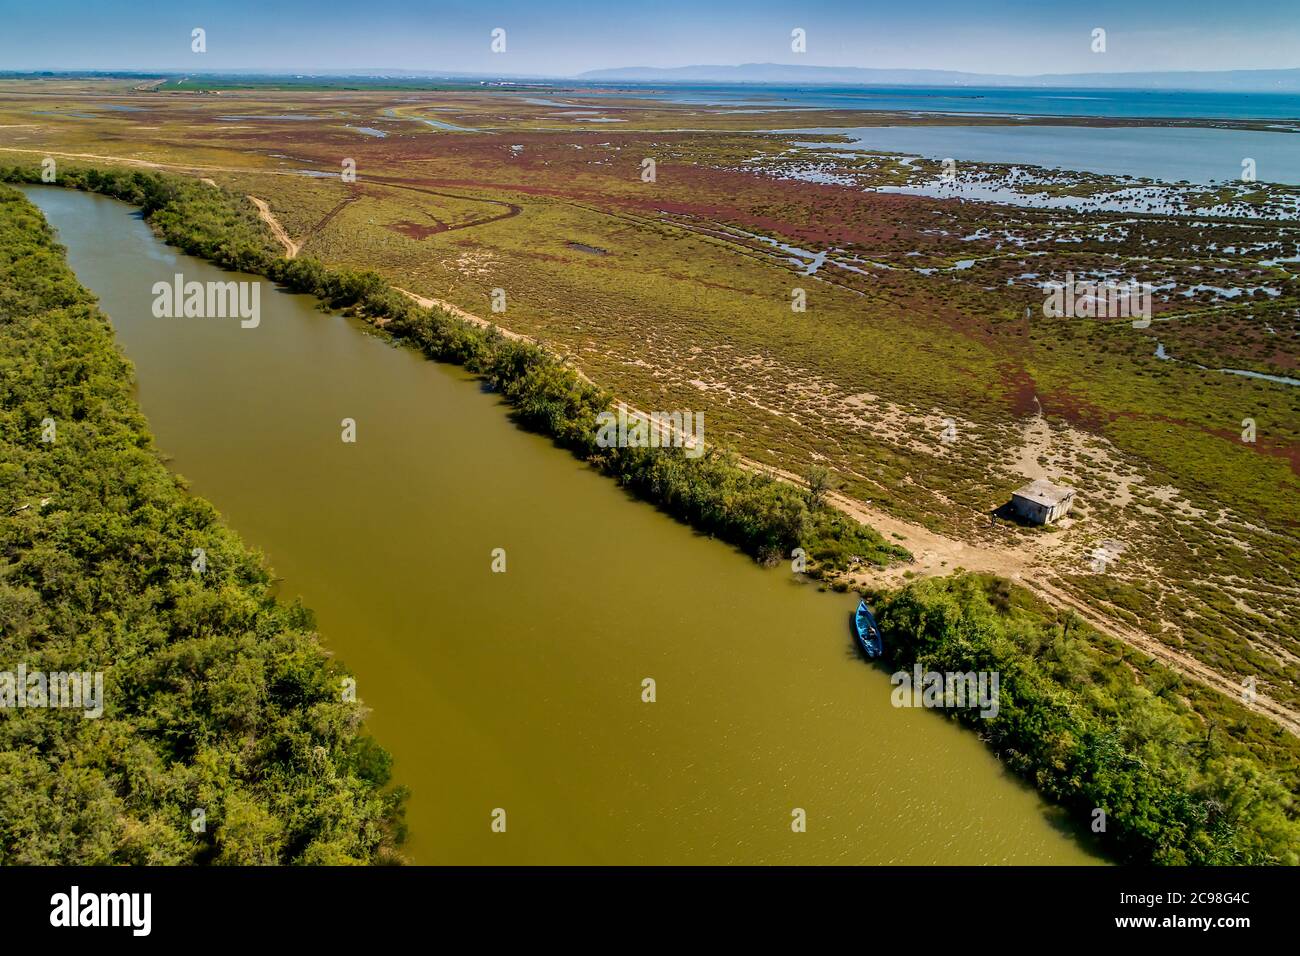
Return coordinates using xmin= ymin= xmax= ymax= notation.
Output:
xmin=23 ymin=185 xmax=1102 ymax=864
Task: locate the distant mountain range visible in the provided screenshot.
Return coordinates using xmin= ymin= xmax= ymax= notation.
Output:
xmin=9 ymin=64 xmax=1299 ymax=93
xmin=576 ymin=63 xmax=1300 ymax=92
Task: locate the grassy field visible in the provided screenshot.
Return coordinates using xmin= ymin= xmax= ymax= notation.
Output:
xmin=1 ymin=76 xmax=1296 ymax=735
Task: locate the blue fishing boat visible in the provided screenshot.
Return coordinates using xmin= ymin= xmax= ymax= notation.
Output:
xmin=853 ymin=599 xmax=883 ymax=658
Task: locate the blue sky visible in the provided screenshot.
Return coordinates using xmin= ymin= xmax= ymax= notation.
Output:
xmin=2 ymin=0 xmax=1296 ymax=75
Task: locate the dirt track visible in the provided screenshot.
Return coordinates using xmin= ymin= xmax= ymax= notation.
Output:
xmin=247 ymin=196 xmax=300 ymax=258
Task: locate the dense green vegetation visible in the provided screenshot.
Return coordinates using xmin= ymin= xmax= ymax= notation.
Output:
xmin=877 ymin=575 xmax=1300 ymax=865
xmin=0 ymin=164 xmax=906 ymax=573
xmin=0 ymin=185 xmax=404 ymax=863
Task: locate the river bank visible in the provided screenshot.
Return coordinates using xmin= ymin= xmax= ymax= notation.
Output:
xmin=0 ymin=184 xmax=403 ymax=864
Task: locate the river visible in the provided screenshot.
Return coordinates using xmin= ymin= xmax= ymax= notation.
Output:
xmin=21 ymin=185 xmax=1103 ymax=865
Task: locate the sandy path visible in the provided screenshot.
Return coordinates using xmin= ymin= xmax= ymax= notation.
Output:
xmin=396 ymin=288 xmax=536 ymax=342
xmin=0 ymin=147 xmax=300 ymax=261
xmin=247 ymin=196 xmax=299 ymax=259
xmin=1028 ymin=577 xmax=1300 ymax=735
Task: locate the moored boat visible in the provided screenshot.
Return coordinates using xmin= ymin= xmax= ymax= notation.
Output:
xmin=854 ymin=598 xmax=883 ymax=658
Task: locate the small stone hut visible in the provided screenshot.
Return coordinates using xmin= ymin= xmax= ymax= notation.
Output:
xmin=1010 ymin=479 xmax=1076 ymax=525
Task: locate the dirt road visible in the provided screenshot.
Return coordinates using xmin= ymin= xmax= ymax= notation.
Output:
xmin=247 ymin=196 xmax=300 ymax=258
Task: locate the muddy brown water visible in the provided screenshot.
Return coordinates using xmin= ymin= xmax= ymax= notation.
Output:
xmin=22 ymin=185 xmax=1103 ymax=864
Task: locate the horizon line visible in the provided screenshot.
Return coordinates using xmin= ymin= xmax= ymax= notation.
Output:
xmin=6 ymin=63 xmax=1300 ymax=82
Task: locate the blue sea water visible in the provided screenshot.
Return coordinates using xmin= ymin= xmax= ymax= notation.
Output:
xmin=548 ymin=83 xmax=1300 ymax=121
xmin=791 ymin=124 xmax=1300 ymax=184
xmin=526 ymin=83 xmax=1300 ymax=184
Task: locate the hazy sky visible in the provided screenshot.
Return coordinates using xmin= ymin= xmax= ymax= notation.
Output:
xmin=3 ymin=0 xmax=1296 ymax=75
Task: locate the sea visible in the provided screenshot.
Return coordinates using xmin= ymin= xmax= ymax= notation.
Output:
xmin=548 ymin=83 xmax=1300 ymax=121
xmin=532 ymin=84 xmax=1300 ymax=184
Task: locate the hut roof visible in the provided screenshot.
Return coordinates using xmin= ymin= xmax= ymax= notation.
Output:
xmin=1012 ymin=479 xmax=1075 ymax=507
